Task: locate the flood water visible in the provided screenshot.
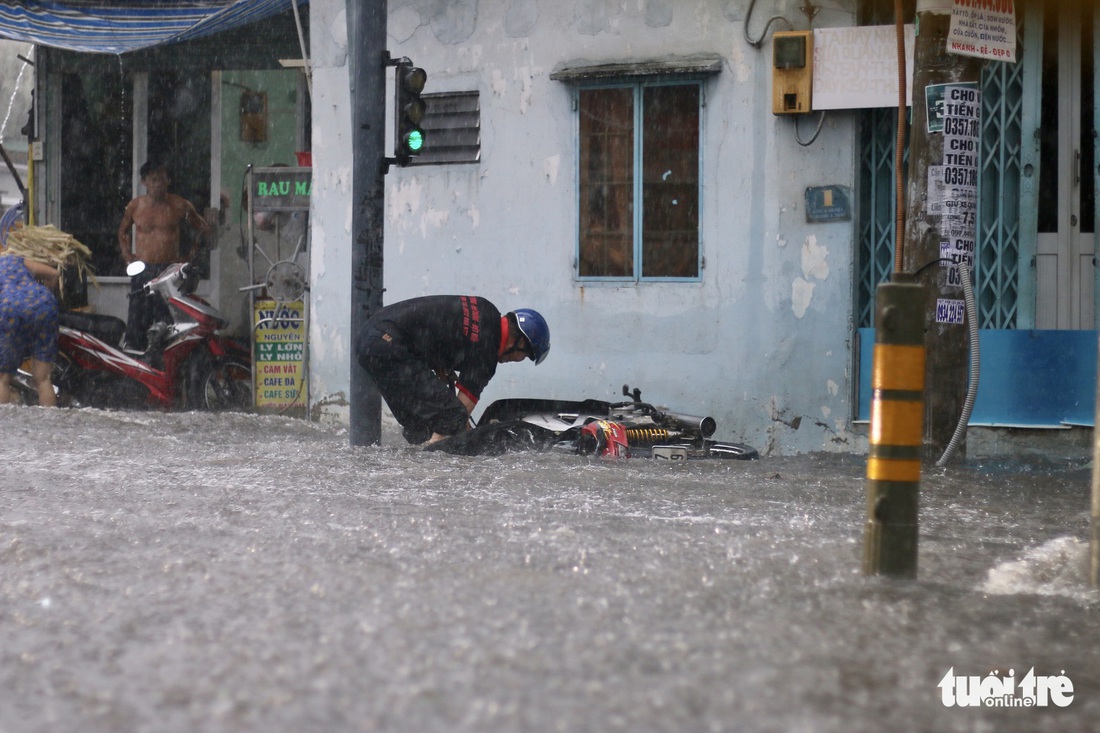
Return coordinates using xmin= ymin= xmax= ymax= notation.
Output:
xmin=1 ymin=405 xmax=1097 ymax=733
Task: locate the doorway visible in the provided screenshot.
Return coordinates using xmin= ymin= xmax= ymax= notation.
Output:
xmin=1035 ymin=0 xmax=1097 ymax=329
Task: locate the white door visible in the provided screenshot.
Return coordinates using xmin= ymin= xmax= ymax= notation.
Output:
xmin=1035 ymin=0 xmax=1096 ymax=329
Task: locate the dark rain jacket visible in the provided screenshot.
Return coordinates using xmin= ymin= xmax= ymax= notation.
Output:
xmin=363 ymin=295 xmax=502 ymax=404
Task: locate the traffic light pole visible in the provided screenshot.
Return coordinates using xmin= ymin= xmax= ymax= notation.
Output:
xmin=347 ymin=0 xmax=387 ymax=446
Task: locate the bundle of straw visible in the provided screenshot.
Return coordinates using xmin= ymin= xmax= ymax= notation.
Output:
xmin=2 ymin=223 xmax=98 ymax=294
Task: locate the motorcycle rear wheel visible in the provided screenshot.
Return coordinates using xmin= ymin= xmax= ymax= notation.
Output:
xmin=189 ymin=358 xmax=252 ymax=411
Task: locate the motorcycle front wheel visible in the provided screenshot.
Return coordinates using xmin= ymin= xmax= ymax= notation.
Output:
xmin=188 ymin=357 xmax=252 ymax=411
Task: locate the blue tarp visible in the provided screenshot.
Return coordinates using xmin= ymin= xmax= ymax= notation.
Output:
xmin=0 ymin=1 xmax=307 ymax=55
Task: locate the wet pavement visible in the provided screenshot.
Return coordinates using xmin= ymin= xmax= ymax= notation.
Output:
xmin=1 ymin=405 xmax=1097 ymax=732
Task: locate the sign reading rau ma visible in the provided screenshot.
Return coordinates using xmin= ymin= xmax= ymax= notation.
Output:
xmin=257 ymin=180 xmax=311 ymax=197
xmin=252 ymin=167 xmax=312 ymax=211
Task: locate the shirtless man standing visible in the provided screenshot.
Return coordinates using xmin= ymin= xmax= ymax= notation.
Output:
xmin=117 ymin=160 xmax=210 ymax=351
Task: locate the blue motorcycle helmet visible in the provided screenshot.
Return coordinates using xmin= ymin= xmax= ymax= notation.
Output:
xmin=512 ymin=308 xmax=550 ymax=365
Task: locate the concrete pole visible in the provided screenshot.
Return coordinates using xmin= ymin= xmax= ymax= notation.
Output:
xmin=346 ymin=0 xmax=387 ymax=446
xmin=903 ymin=1 xmax=983 ymax=462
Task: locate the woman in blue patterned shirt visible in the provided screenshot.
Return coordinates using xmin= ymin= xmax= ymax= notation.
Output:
xmin=0 ymin=252 xmax=59 ymax=406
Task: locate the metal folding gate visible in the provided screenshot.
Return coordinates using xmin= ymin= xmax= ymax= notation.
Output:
xmin=857 ymin=11 xmax=1028 ymax=330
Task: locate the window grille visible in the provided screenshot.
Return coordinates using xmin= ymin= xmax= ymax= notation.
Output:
xmin=857 ymin=26 xmax=1025 ymax=329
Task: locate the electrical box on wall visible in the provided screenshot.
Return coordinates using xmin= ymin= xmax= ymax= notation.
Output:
xmin=772 ymin=31 xmax=814 ymax=115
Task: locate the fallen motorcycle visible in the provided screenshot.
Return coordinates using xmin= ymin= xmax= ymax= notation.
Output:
xmin=425 ymin=385 xmax=758 ymax=460
xmin=51 ymin=261 xmax=251 ymax=410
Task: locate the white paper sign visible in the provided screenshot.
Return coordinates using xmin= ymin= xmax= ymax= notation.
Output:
xmin=933 ymin=83 xmax=980 ymax=292
xmin=812 ymin=25 xmax=915 ymax=110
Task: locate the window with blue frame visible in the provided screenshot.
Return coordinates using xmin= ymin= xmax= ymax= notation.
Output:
xmin=577 ymin=82 xmax=701 ymax=281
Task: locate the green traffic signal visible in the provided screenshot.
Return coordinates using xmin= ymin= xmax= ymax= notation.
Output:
xmin=394 ymin=58 xmax=428 ymax=164
xmin=405 ymin=128 xmax=424 ymax=153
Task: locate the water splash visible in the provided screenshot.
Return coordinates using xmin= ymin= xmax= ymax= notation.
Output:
xmin=982 ymin=536 xmax=1093 ymax=598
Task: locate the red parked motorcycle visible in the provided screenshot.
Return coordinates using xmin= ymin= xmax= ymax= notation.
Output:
xmin=52 ymin=261 xmax=252 ymax=410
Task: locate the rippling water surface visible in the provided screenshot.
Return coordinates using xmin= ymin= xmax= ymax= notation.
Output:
xmin=1 ymin=406 xmax=1097 ymax=732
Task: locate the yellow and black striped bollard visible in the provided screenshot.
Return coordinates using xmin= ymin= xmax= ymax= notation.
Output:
xmin=863 ymin=276 xmax=925 ymax=577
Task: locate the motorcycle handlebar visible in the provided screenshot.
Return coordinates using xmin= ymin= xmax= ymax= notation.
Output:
xmin=136 ymin=262 xmax=195 ymax=294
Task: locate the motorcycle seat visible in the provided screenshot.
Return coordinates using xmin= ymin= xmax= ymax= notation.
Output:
xmin=60 ymin=311 xmax=127 ymax=347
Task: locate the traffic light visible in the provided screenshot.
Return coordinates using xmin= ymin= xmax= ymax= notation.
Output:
xmin=394 ymin=59 xmax=427 ymax=164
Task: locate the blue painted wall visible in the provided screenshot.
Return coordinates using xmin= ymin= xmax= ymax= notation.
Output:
xmin=857 ymin=328 xmax=1097 ymax=427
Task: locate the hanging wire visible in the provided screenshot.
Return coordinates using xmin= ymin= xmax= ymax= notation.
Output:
xmin=743 ymin=0 xmax=794 ymax=48
xmin=936 ymin=259 xmax=980 ymax=466
xmin=794 ymin=110 xmax=827 ymax=146
xmin=893 ymin=0 xmax=907 ymax=274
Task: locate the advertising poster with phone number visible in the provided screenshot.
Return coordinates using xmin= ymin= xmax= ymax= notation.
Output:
xmin=925 ymin=82 xmax=981 ymax=324
xmin=253 ymin=299 xmax=306 ymax=409
xmin=947 ymin=0 xmax=1016 ymax=63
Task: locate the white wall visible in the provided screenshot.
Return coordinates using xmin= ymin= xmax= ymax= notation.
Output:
xmin=308 ymin=0 xmax=866 ymax=455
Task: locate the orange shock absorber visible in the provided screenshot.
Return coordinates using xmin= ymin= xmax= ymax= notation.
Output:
xmin=624 ymin=428 xmax=671 ymax=445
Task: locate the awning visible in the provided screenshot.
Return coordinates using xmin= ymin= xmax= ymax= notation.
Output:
xmin=550 ymin=54 xmax=724 ymax=83
xmin=0 ymin=0 xmax=308 ymax=55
